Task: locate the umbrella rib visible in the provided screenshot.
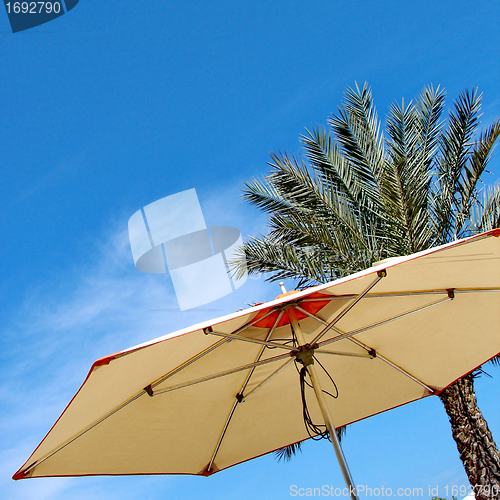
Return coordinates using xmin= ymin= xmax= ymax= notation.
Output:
xmin=148 ymin=308 xmax=287 ymax=392
xmin=296 ymin=307 xmax=376 ymax=359
xmin=315 ymin=349 xmax=374 ymax=359
xmin=205 ymin=398 xmax=239 ymax=474
xmin=298 ymin=292 xmax=454 ymax=392
xmin=295 ymin=305 xmax=332 ymax=326
xmin=241 ymin=357 xmax=296 ymax=402
xmin=311 ymin=273 xmax=385 ymax=345
xmin=296 ymin=307 xmax=375 ymax=358
xmin=20 ymin=340 xmax=233 ymax=476
xmin=20 ymin=391 xmax=147 ymax=477
xmin=206 ymin=310 xmax=285 ymax=473
xmin=237 ymin=310 xmax=286 ymax=395
xmin=149 ymin=338 xmax=229 ymax=390
xmin=301 ymin=287 xmax=500 ymax=302
xmin=318 ymin=293 xmax=454 ymax=348
xmin=152 ymin=352 xmax=291 ymax=396
xmin=205 ymin=329 xmax=297 ymax=351
xmin=230 ymin=308 xmax=277 ymax=336
xmin=346 ymin=337 xmax=436 ymax=393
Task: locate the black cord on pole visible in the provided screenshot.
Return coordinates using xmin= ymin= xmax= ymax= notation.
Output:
xmin=297 ymin=356 xmax=339 ymax=442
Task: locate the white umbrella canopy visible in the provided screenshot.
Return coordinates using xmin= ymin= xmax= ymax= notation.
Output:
xmin=13 ymin=230 xmax=500 ymax=490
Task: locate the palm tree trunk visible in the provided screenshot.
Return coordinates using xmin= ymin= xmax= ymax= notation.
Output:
xmin=439 ymin=374 xmax=500 ymax=500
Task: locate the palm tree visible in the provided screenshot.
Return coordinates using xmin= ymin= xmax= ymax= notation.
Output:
xmin=232 ymin=83 xmax=500 ymax=499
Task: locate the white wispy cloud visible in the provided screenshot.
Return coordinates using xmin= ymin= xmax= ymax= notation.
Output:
xmin=0 ymin=221 xmax=173 ymax=498
xmin=0 ymin=195 xmax=272 ymax=499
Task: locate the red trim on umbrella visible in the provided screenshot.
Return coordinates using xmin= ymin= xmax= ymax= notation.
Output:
xmin=12 ymin=351 xmax=123 ymax=481
xmin=91 ymin=352 xmax=120 ymax=370
xmin=199 ymin=464 xmax=218 ymax=476
xmin=252 ymin=292 xmax=333 ymax=328
xmin=432 ymin=350 xmax=500 ymax=396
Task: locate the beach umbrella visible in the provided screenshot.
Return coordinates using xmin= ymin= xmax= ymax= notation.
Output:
xmin=13 ymin=230 xmax=500 ymax=500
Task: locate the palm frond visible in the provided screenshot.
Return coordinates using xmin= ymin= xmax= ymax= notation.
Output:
xmin=242 ymin=177 xmax=296 ymax=216
xmin=242 ymin=155 xmax=309 ymax=216
xmin=414 ymin=85 xmax=446 ymax=169
xmin=471 ymin=184 xmax=500 ymax=233
xmin=328 ymin=82 xmax=384 ymax=201
xmin=382 ymin=98 xmax=424 ymax=255
xmin=243 ymin=151 xmax=383 ymax=260
xmin=456 ymin=118 xmax=500 ymax=236
xmin=274 ymin=426 xmax=347 ymax=463
xmin=301 ymin=126 xmax=373 ymax=209
xmin=274 ymin=442 xmax=303 ymax=462
xmin=433 ymin=88 xmax=482 ymax=243
xmin=229 ymin=237 xmax=338 ymax=287
xmin=234 ymin=84 xmax=499 ymax=288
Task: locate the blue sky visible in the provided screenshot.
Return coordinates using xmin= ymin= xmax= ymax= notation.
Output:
xmin=1 ymin=1 xmax=499 ymax=499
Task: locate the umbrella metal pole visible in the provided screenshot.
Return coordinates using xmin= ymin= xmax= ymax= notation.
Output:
xmin=288 ymin=307 xmax=359 ymax=500
xmin=305 ymin=360 xmax=359 ymax=500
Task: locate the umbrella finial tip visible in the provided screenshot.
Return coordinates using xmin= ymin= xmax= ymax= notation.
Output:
xmin=279 ymin=282 xmax=287 ymax=294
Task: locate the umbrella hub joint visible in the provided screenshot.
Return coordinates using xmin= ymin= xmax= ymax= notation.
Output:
xmin=292 ymin=343 xmax=319 ymax=366
xmin=274 ymin=299 xmax=301 ymax=312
